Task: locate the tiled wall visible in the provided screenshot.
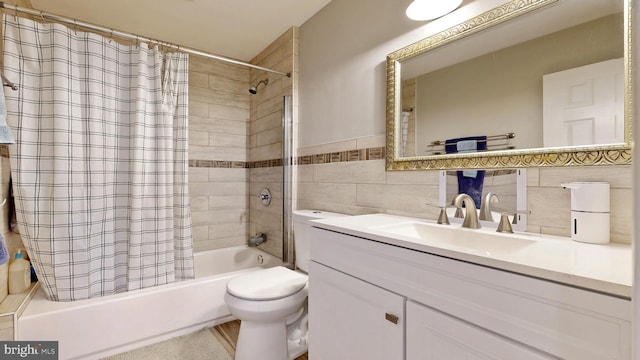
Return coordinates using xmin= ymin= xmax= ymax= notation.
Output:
xmin=248 ymin=28 xmax=296 ymax=259
xmin=187 ymin=56 xmax=251 ymax=252
xmin=296 ymin=136 xmax=632 ymax=244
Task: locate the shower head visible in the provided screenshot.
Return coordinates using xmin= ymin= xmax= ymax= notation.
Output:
xmin=249 ymin=79 xmax=269 ymax=94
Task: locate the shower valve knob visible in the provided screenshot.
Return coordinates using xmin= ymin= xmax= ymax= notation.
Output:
xmin=258 ymin=189 xmax=272 ymax=206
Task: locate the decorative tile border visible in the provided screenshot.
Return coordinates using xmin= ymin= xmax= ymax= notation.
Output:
xmin=189 ymin=146 xmax=386 ymax=168
xmin=188 ymin=159 xmax=283 ymax=169
xmin=2 ymin=145 xmax=385 ymax=166
xmin=188 ymin=160 xmax=246 ymax=168
xmin=296 ymin=147 xmax=385 ymax=165
xmin=249 ymin=159 xmax=283 ymax=168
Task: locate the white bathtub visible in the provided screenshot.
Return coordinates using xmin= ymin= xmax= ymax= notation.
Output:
xmin=18 ymin=246 xmax=283 ymax=360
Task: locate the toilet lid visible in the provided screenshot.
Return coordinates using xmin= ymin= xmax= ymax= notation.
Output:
xmin=227 ymin=266 xmax=308 ymax=301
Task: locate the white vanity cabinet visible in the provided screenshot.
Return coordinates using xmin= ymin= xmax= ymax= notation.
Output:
xmin=406 ymin=300 xmax=554 ymax=359
xmin=309 ymin=226 xmax=632 ymax=360
xmin=308 ymin=261 xmax=404 ymax=360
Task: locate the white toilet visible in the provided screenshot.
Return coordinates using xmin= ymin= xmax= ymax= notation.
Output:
xmin=224 ymin=210 xmax=348 ymax=360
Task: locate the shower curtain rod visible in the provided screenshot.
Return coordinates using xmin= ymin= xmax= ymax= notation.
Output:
xmin=0 ymin=2 xmax=291 ymax=78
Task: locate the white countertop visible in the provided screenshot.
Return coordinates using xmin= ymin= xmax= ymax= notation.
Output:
xmin=311 ymin=214 xmax=632 ymax=299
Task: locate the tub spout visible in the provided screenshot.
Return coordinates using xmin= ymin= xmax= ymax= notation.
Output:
xmin=248 ymin=233 xmax=266 ymax=247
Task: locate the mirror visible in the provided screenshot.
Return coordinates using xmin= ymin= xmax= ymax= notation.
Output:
xmin=439 ymin=169 xmax=527 ymax=232
xmin=386 ymin=0 xmax=632 ymax=170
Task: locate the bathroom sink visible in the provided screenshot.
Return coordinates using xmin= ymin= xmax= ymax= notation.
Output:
xmin=369 ymin=221 xmax=536 ymax=254
xmin=310 ymin=213 xmax=632 ymax=298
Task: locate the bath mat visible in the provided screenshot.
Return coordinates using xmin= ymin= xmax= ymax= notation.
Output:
xmin=102 ymin=328 xmax=232 ymax=360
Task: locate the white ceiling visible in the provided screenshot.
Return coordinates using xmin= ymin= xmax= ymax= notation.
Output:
xmin=23 ymin=0 xmax=332 ymax=61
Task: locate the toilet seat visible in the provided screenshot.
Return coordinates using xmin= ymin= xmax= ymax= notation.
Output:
xmin=227 ymin=266 xmax=308 ymax=301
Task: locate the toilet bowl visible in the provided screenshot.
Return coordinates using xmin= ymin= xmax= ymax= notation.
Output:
xmin=224 ymin=210 xmax=348 ymax=360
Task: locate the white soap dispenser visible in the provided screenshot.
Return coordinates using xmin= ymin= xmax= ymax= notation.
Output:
xmin=561 ymin=182 xmax=610 ymax=244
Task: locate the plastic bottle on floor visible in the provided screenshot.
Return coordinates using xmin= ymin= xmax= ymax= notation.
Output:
xmin=8 ymin=252 xmax=30 ymax=294
xmin=0 ymin=235 xmax=10 ymax=300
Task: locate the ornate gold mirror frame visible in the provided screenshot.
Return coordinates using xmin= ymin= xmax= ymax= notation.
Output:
xmin=386 ymin=0 xmax=633 ymax=170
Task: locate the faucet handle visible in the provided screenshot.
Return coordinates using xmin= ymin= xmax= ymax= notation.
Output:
xmin=497 ymin=214 xmax=514 ymax=233
xmin=495 ymin=209 xmax=530 ymax=232
xmin=508 ymin=210 xmax=530 ymax=225
xmin=425 ymin=203 xmax=452 ymax=225
xmin=437 ymin=207 xmax=450 ymax=225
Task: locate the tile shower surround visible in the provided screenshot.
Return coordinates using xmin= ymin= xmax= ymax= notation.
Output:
xmin=188 ymin=146 xmax=386 ymax=169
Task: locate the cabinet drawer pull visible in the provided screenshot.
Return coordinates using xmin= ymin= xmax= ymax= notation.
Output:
xmin=385 ymin=313 xmax=399 ymax=324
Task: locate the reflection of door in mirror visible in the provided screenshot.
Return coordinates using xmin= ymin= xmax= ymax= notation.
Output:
xmin=542 ymin=58 xmax=624 ymax=147
xmin=411 ymin=13 xmax=623 ymax=156
xmin=439 ymin=169 xmax=527 ymax=231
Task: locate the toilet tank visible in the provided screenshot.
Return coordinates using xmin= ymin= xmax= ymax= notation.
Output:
xmin=292 ymin=210 xmax=349 ymax=272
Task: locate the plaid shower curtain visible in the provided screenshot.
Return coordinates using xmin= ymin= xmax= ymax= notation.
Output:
xmin=2 ymin=15 xmax=195 ymax=301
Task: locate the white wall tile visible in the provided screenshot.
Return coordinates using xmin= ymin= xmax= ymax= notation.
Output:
xmin=189 ymin=72 xmax=209 ymax=88
xmin=539 ymin=166 xmax=632 ymax=188
xmin=189 ymin=168 xmax=209 ymax=182
xmin=189 ymin=102 xmax=209 ymax=117
xmin=208 ymin=103 xmax=250 ymax=121
xmin=356 ymin=134 xmax=385 ymax=149
xmin=209 ymin=168 xmax=247 ymax=182
xmin=298 ymin=139 xmax=357 ymax=157
xmin=191 ymin=209 xmax=247 ymax=227
xmin=296 ymin=164 xmax=314 ymax=183
xmin=208 ymin=196 xmax=248 ymax=210
xmin=209 ymin=132 xmax=247 ymax=149
xmin=294 ymin=137 xmax=633 ymax=244
xmin=314 ymin=160 xmax=386 ymax=184
xmin=297 ymin=182 xmax=357 ymax=206
xmin=190 ymin=196 xmax=209 ymax=212
xmin=356 ymin=183 xmax=439 ymax=215
xmin=189 ymin=130 xmax=209 ymax=146
xmin=385 ymin=169 xmax=439 ymax=185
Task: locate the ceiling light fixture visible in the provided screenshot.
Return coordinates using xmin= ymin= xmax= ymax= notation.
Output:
xmin=406 ymin=0 xmax=463 ymax=21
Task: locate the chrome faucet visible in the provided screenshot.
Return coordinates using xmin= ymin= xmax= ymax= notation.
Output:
xmin=453 ymin=193 xmax=481 ymax=229
xmin=479 ymin=192 xmax=499 ymax=222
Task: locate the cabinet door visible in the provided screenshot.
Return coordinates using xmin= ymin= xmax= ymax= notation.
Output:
xmin=309 ymin=261 xmax=405 ymax=360
xmin=406 ymin=301 xmax=554 ymax=360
